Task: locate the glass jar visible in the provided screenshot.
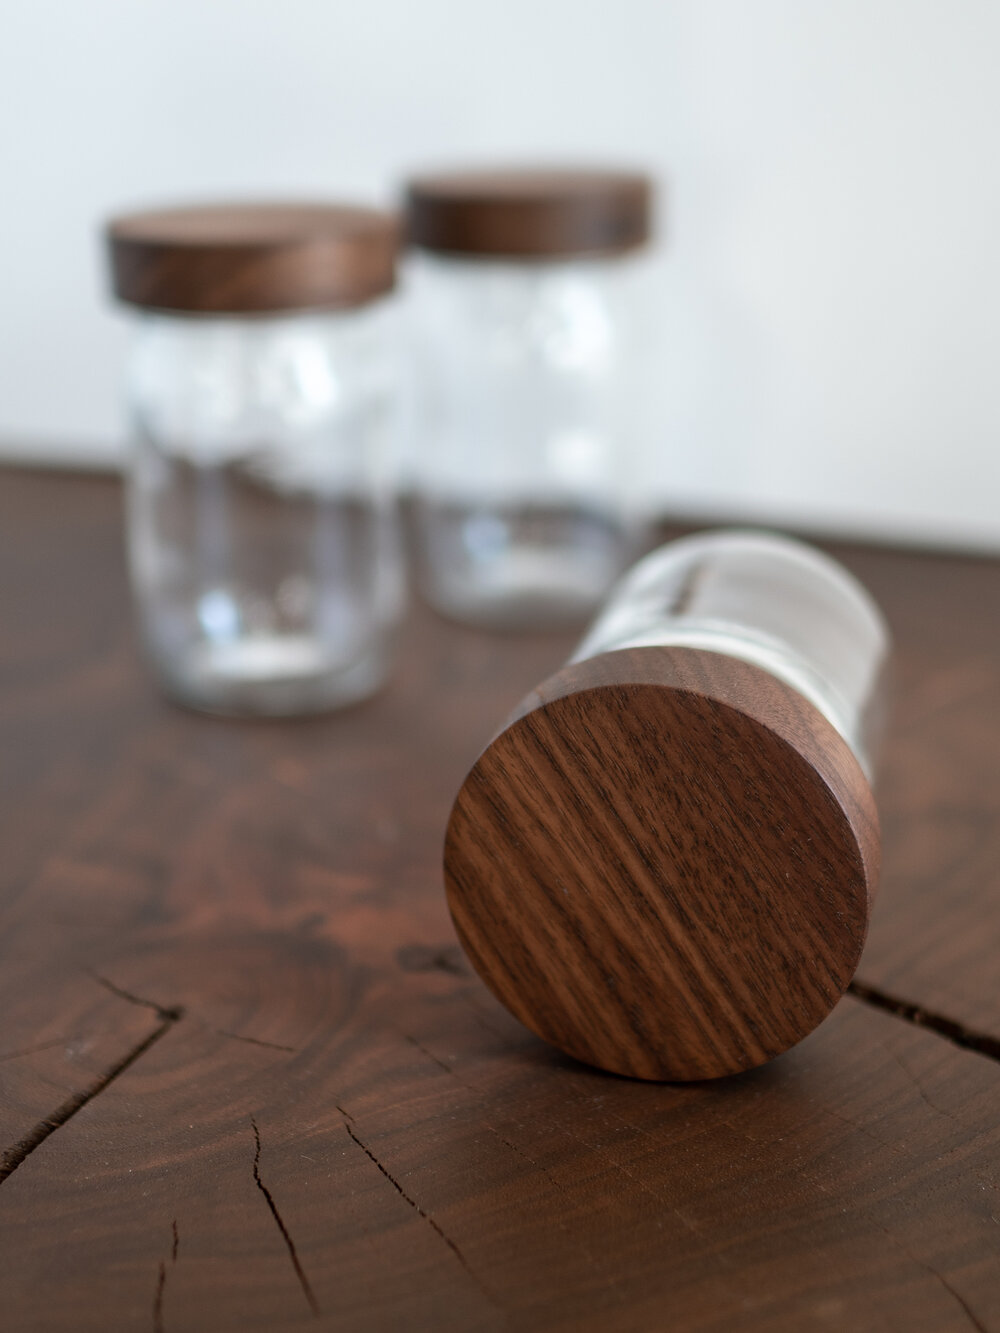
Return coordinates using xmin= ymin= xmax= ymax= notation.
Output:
xmin=444 ymin=529 xmax=891 ymax=1081
xmin=573 ymin=529 xmax=890 ymax=777
xmin=405 ymin=168 xmax=654 ymax=628
xmin=106 ymin=203 xmax=403 ymax=716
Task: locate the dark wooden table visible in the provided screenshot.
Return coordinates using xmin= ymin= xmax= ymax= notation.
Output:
xmin=2 ymin=468 xmax=1000 ymax=1332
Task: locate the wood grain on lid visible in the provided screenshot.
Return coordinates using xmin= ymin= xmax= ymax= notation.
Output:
xmin=444 ymin=646 xmax=880 ymax=1081
xmin=106 ymin=202 xmax=400 ymax=314
xmin=405 ymin=168 xmax=653 ymax=258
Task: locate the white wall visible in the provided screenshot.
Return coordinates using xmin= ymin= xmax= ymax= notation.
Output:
xmin=3 ymin=0 xmax=1000 ymax=549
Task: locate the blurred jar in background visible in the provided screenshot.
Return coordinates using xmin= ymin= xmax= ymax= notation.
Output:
xmin=106 ymin=203 xmax=403 ymax=716
xmin=404 ymin=168 xmax=655 ymax=628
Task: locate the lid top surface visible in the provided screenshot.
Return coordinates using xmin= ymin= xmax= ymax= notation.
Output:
xmin=108 ymin=201 xmax=396 ymax=247
xmin=405 ymin=166 xmax=653 ymax=258
xmin=106 ymin=200 xmax=399 ymax=313
xmin=444 ymin=648 xmax=879 ymax=1082
xmin=408 ymin=167 xmax=650 ymax=203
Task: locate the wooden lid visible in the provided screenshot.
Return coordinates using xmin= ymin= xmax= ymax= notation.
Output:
xmin=444 ymin=646 xmax=880 ymax=1081
xmin=405 ymin=168 xmax=653 ymax=259
xmin=106 ymin=202 xmax=400 ymax=314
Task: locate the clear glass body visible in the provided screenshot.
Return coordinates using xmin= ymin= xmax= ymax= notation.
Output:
xmin=572 ymin=530 xmax=891 ymax=776
xmin=125 ymin=304 xmax=403 ymax=716
xmin=408 ymin=251 xmax=649 ymax=628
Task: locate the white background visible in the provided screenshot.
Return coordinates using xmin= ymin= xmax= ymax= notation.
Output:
xmin=2 ymin=0 xmax=999 ymax=549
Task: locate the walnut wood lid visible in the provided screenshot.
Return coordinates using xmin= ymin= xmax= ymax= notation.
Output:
xmin=106 ymin=202 xmax=400 ymax=314
xmin=405 ymin=168 xmax=653 ymax=259
xmin=444 ymin=646 xmax=880 ymax=1082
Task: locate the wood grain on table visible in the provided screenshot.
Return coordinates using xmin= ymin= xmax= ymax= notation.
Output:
xmin=1 ymin=470 xmax=999 ymax=1332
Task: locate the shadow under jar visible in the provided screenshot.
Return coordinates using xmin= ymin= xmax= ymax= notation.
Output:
xmin=405 ymin=168 xmax=654 ymax=628
xmin=106 ymin=202 xmax=403 ymax=716
xmin=444 ymin=530 xmax=891 ymax=1081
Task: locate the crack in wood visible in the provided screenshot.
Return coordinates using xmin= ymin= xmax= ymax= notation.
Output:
xmin=403 ymin=1010 xmax=742 ymax=1287
xmin=848 ymin=980 xmax=1000 ymax=1063
xmin=250 ymin=1118 xmax=319 ymax=1317
xmin=152 ymin=1260 xmax=166 ymax=1333
xmin=400 ymin=1032 xmax=578 ymax=1192
xmin=0 ymin=1008 xmax=182 ymax=1187
xmin=401 ymin=1032 xmax=453 ymax=1073
xmin=0 ymin=1037 xmax=69 ymax=1064
xmin=88 ymin=972 xmax=182 ymax=1022
xmin=93 ymin=973 xmax=293 ymax=1054
xmin=215 ymin=1029 xmax=297 ymax=1054
xmin=817 ymin=1102 xmax=907 ymax=1158
xmin=877 ymin=1040 xmax=963 ymax=1125
xmin=342 ymin=1119 xmax=494 ymax=1301
xmin=398 ymin=1027 xmax=759 ymax=1297
xmin=151 ymin=1220 xmax=178 ymax=1333
xmin=929 ymin=1270 xmax=990 ymax=1333
xmin=871 ymin=1221 xmax=990 ymax=1333
xmin=751 ymin=1127 xmax=990 ymax=1332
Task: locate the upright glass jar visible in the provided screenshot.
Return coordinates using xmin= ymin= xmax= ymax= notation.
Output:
xmin=445 ymin=530 xmax=891 ymax=1081
xmin=404 ymin=168 xmax=654 ymax=628
xmin=106 ymin=203 xmax=403 ymax=716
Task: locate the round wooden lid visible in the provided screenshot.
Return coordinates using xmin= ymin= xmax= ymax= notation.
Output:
xmin=444 ymin=647 xmax=880 ymax=1081
xmin=106 ymin=202 xmax=400 ymax=314
xmin=405 ymin=168 xmax=653 ymax=259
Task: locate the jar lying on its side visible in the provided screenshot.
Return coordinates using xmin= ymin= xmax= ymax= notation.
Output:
xmin=572 ymin=529 xmax=889 ymax=777
xmin=444 ymin=530 xmax=891 ymax=1081
xmin=106 ymin=203 xmax=403 ymax=716
xmin=405 ymin=168 xmax=655 ymax=628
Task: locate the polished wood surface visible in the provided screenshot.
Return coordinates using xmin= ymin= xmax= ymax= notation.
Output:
xmin=405 ymin=168 xmax=652 ymax=258
xmin=445 ymin=647 xmax=878 ymax=1081
xmin=107 ymin=203 xmax=399 ymax=313
xmin=2 ymin=469 xmax=1000 ymax=1331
